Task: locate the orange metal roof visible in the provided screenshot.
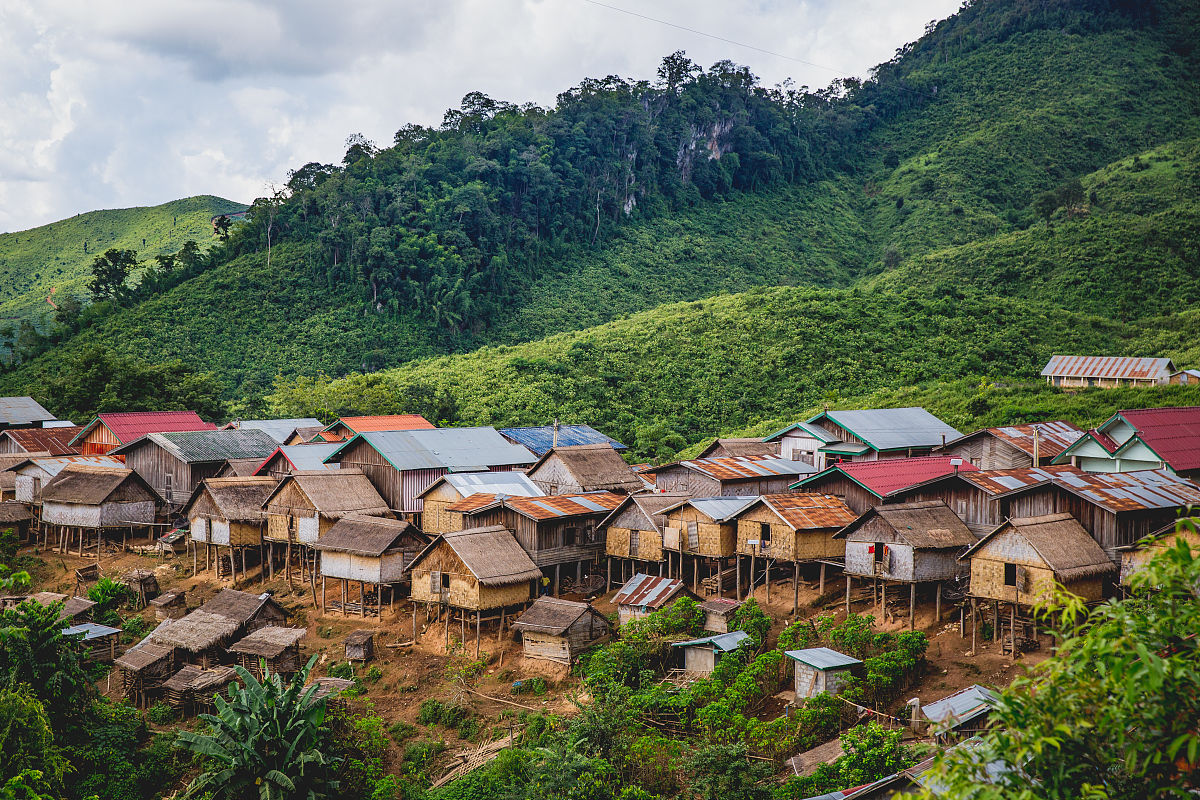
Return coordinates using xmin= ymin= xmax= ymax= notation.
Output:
xmin=450 ymin=491 xmax=622 ymax=520
xmin=339 ymin=415 xmax=435 ymax=432
xmin=1041 ymin=355 xmax=1173 ymax=380
xmin=447 ymin=492 xmax=504 ymax=513
xmin=644 ymin=455 xmax=810 ymax=481
xmin=954 ymin=465 xmax=1200 ymax=512
xmin=757 ymin=493 xmax=857 ymax=529
xmin=951 ymin=420 xmax=1084 ymax=459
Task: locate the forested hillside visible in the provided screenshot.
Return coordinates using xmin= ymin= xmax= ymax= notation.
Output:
xmin=2 ymin=0 xmax=1199 ymax=456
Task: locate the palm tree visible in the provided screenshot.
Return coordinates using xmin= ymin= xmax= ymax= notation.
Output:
xmin=174 ymin=656 xmax=338 ymax=800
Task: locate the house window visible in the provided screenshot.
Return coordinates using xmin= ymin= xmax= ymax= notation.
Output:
xmin=874 ymin=543 xmax=885 ymax=565
xmin=1004 ymin=563 xmax=1017 ymax=587
xmin=687 ymin=522 xmax=699 ymax=550
xmin=442 ymin=572 xmax=451 ymax=590
xmin=759 ymin=522 xmax=772 ymax=551
xmin=564 ymin=526 xmax=579 ymax=547
xmin=630 ymin=529 xmax=640 ymax=555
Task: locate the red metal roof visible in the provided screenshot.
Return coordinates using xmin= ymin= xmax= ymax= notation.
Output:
xmin=986 ymin=420 xmax=1083 ymax=459
xmin=1041 ymin=355 xmax=1173 ymax=380
xmin=0 ymin=426 xmax=82 ymax=456
xmin=1083 ymin=428 xmax=1120 ymax=454
xmin=613 ymin=573 xmax=687 ymax=608
xmin=81 ymin=412 xmax=215 ymax=445
xmin=801 ymin=456 xmax=978 ymax=498
xmin=338 ymin=415 xmax=435 ymax=433
xmin=1118 ymin=407 xmax=1200 ymax=472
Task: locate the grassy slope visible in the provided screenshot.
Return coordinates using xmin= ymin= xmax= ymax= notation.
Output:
xmin=0 ymin=195 xmax=247 ymax=321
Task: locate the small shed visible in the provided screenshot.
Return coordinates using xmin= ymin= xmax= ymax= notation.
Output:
xmin=919 ymin=684 xmax=997 ymax=741
xmin=786 ymin=647 xmax=861 ymax=699
xmin=698 ymin=597 xmax=744 ymax=633
xmin=115 ymin=639 xmax=175 ymax=708
xmin=120 ymin=569 xmax=160 ymax=606
xmin=672 ymin=630 xmax=752 ymax=674
xmin=64 ymin=622 xmax=121 ymax=662
xmin=0 ymin=501 xmax=33 ymax=543
xmin=229 ymin=626 xmax=306 ymax=679
xmin=612 ymin=573 xmax=690 ymax=625
xmin=39 ymin=464 xmax=161 ymax=555
xmin=525 ymin=444 xmax=643 ymax=495
xmin=345 ymin=630 xmax=374 ymax=662
xmin=150 ymin=589 xmax=188 ymax=620
xmin=511 ymin=597 xmax=612 ymax=663
xmin=147 ymin=611 xmax=241 ymax=668
xmin=315 ymin=515 xmax=430 ymax=616
xmin=164 ymin=664 xmax=238 ymax=714
xmin=27 ymin=591 xmax=96 ymax=624
xmin=696 ymin=438 xmax=779 ymax=459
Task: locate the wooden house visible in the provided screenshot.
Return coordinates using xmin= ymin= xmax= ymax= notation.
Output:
xmin=1041 ymin=355 xmax=1174 ymax=388
xmin=64 ymin=622 xmax=121 ymax=663
xmin=0 ymin=425 xmax=82 ymax=456
xmin=27 ymin=591 xmax=97 ymax=624
xmin=1118 ymin=517 xmax=1200 ymax=588
xmin=315 ymin=516 xmax=430 ymax=616
xmin=601 ymin=492 xmax=690 ymax=586
xmin=417 ymin=471 xmax=542 ymax=535
xmin=261 ymin=471 xmax=391 ymax=582
xmin=287 ymin=426 xmax=325 ymax=445
xmin=162 ymin=664 xmax=238 ymax=715
xmin=918 ymin=685 xmax=997 ymax=741
xmin=888 ymin=465 xmax=1073 ymax=536
xmin=253 ymin=444 xmax=342 ymax=480
xmin=457 ymin=491 xmax=622 ymax=593
xmin=9 ymin=455 xmax=125 ymax=505
xmin=115 ymin=638 xmax=176 ymax=708
xmin=146 ymin=589 xmax=288 ymax=668
xmin=786 ymin=647 xmax=861 ymax=699
xmin=1053 ymin=406 xmax=1200 ymax=478
xmin=660 ymin=496 xmax=756 ymax=596
xmin=698 ymin=598 xmax=743 ymax=633
xmin=511 ymin=597 xmax=612 ymax=663
xmin=150 ymin=589 xmax=187 ymax=620
xmin=792 ymin=456 xmax=979 ymax=515
xmin=345 ymin=630 xmax=374 ymax=662
xmin=0 ymin=453 xmax=47 ymax=501
xmin=763 ymin=422 xmax=841 ymax=469
xmin=640 ymin=455 xmax=814 ymax=496
xmin=835 ymin=501 xmax=976 ymax=629
xmin=732 ymin=493 xmax=856 ymax=611
xmin=800 ymin=407 xmax=963 ymax=463
xmin=0 ymin=397 xmax=56 ymax=431
xmin=69 ymin=411 xmax=215 ymax=455
xmin=613 ymin=573 xmax=690 ymax=625
xmin=216 ymin=458 xmax=263 ymax=477
xmin=313 ymin=414 xmax=435 ymax=443
xmin=201 ymin=588 xmax=288 ymax=633
xmin=0 ymin=502 xmax=33 ymax=543
xmin=499 ymin=423 xmax=626 ymax=457
xmin=39 ymin=464 xmax=160 ymax=555
xmin=526 ymin=444 xmax=643 ymax=495
xmin=672 ymin=630 xmax=752 ymax=674
xmin=112 ymin=429 xmax=278 ymax=511
xmin=407 ymin=525 xmax=542 ymax=655
xmin=1167 ymin=369 xmax=1200 ymax=385
xmin=229 ymin=626 xmax=306 ymax=679
xmin=697 ymin=438 xmax=779 ymax=459
xmin=938 ymin=421 xmax=1083 ymax=469
xmin=221 ymin=418 xmax=322 ymax=444
xmin=182 ymin=476 xmax=277 ymax=583
xmin=324 ymin=427 xmax=536 ymax=519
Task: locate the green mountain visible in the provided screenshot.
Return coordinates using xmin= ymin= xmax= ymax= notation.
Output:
xmin=3 ymin=0 xmax=1199 ymax=454
xmin=0 ymin=195 xmax=246 ymax=322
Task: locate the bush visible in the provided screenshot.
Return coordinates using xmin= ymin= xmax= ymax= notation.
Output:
xmin=389 ymin=721 xmax=417 ymax=742
xmin=145 ymin=702 xmax=176 ymax=726
xmin=328 ymin=661 xmax=355 ymax=680
xmin=364 ymin=665 xmax=383 ymax=683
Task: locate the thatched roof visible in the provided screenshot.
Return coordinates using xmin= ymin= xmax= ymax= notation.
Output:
xmin=263 ymin=471 xmax=390 ymax=518
xmin=149 ymin=610 xmax=240 ymax=651
xmin=0 ymin=501 xmax=32 ymax=524
xmin=697 ymin=438 xmax=778 ymax=459
xmin=835 ymin=500 xmax=976 ymax=549
xmin=315 ymin=515 xmax=425 ymax=557
xmin=39 ymin=463 xmax=159 ymax=506
xmin=411 ymin=525 xmax=542 ymax=587
xmin=182 ymin=477 xmax=277 ymax=522
xmin=114 ymin=640 xmax=173 ymax=671
xmin=219 ymin=458 xmax=265 ymax=477
xmin=963 ymin=513 xmax=1116 ymax=581
xmin=345 ymin=629 xmax=373 ymax=646
xmin=27 ymin=592 xmax=96 ymax=621
xmin=201 ymin=589 xmax=286 ymax=624
xmin=163 ymin=664 xmax=203 ymax=691
xmin=164 ymin=664 xmax=237 ymax=693
xmin=229 ymin=626 xmax=306 ymax=658
xmin=529 ymin=445 xmax=643 ymax=493
xmin=512 ymin=597 xmax=606 ymax=636
xmin=599 ymin=492 xmax=691 ymax=532
xmin=307 ymin=677 xmax=355 ymax=704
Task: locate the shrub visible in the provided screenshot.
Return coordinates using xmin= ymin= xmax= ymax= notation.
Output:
xmin=389 ymin=721 xmax=417 ymax=742
xmin=145 ymin=702 xmax=176 ymax=726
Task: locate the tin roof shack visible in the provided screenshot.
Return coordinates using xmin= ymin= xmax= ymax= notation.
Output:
xmin=0 ymin=453 xmax=48 ymax=501
xmin=793 ymin=457 xmax=979 ymax=515
xmin=836 ymin=501 xmax=976 ymax=629
xmin=526 ymin=444 xmax=643 ymax=495
xmin=1053 ymin=406 xmax=1200 ymax=478
xmin=70 ymin=411 xmax=215 ymax=455
xmin=511 ymin=597 xmax=612 ymax=664
xmin=786 ymin=647 xmax=861 ymax=699
xmin=261 ymin=471 xmax=391 ymax=583
xmin=64 ymin=622 xmax=121 ymax=663
xmin=613 ymin=573 xmax=690 ymax=625
xmin=696 ymin=438 xmax=779 ymax=459
xmin=183 ymin=477 xmax=277 ymax=583
xmin=417 ymin=472 xmax=542 ymax=535
xmin=39 ymin=464 xmax=160 ymax=555
xmin=672 ymin=630 xmax=752 ymax=675
xmin=764 ymin=422 xmax=841 ymax=469
xmin=661 ymin=496 xmax=756 ymax=598
xmin=600 ymin=493 xmax=690 ymax=586
xmin=457 ymin=491 xmax=622 ymax=594
xmin=641 ymin=455 xmax=815 ymax=497
xmin=1041 ymin=355 xmax=1174 ymax=388
xmin=1168 ymin=369 xmax=1200 ymax=385
xmin=112 ymin=429 xmax=279 ymax=511
xmin=316 ymin=516 xmax=430 ymax=616
xmin=1118 ymin=518 xmax=1200 ymax=589
xmin=254 ymin=444 xmax=342 ymax=479
xmin=315 ymin=414 xmax=436 ymax=442
xmin=324 ymin=427 xmax=536 ymax=519
xmin=408 ymin=526 xmax=543 ymax=656
xmin=698 ymin=598 xmax=744 ymax=633
xmin=939 ymin=421 xmax=1083 ymax=470
xmin=919 ymin=685 xmax=997 ymax=742
xmin=499 ymin=424 xmax=626 ymax=457
xmin=222 ymin=418 xmax=322 ymax=444
xmin=229 ymin=626 xmax=306 ymax=679
xmin=0 ymin=397 xmax=56 ymax=430
xmin=0 ymin=425 xmax=82 ymax=456
xmin=803 ymin=407 xmax=963 ymax=463
xmin=733 ymin=493 xmax=857 ymax=612
xmin=9 ymin=455 xmax=125 ymax=505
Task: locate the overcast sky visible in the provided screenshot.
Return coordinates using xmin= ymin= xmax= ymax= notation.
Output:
xmin=0 ymin=0 xmax=960 ymax=233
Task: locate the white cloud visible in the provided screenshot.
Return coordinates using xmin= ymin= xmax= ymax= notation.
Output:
xmin=0 ymin=0 xmax=960 ymax=232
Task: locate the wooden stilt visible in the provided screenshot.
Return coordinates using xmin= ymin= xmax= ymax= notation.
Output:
xmin=693 ymin=557 xmax=699 ymax=594
xmin=498 ymin=608 xmax=505 ymax=643
xmin=475 ymin=610 xmax=481 ymax=658
xmin=320 ymin=576 xmax=326 ymax=614
xmin=845 ymin=575 xmax=851 ymax=615
xmin=736 ymin=555 xmax=742 ymax=601
xmin=819 ymin=561 xmax=826 ymax=594
xmin=765 ymin=561 xmax=771 ymax=603
xmin=749 ymin=549 xmax=756 ymax=598
xmin=881 ymin=581 xmax=887 ymax=619
xmin=935 ymin=583 xmax=941 ymax=622
xmin=993 ymin=601 xmax=999 ymax=642
xmin=1010 ymin=604 xmax=1016 ymax=656
xmin=413 ymin=602 xmax=418 ymax=641
xmin=341 ymin=580 xmax=347 ymax=616
xmin=361 ymin=581 xmax=367 ymax=618
xmin=193 ymin=541 xmax=198 ymax=576
xmin=971 ymin=598 xmax=977 ymax=652
xmin=909 ymin=582 xmax=916 ymax=630
xmin=606 ymin=558 xmax=611 ymax=591
xmin=576 ymin=560 xmax=582 ymax=585
xmin=554 ymin=563 xmax=560 ymax=596
xmin=793 ymin=561 xmax=799 ymax=615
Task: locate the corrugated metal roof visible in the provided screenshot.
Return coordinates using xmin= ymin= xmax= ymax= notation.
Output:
xmin=648 ymin=455 xmax=816 ymax=482
xmin=921 ymin=685 xmax=997 ymax=728
xmin=1116 ymin=406 xmax=1200 ymax=472
xmin=270 ymin=443 xmax=342 ymax=472
xmin=0 ymin=397 xmax=55 ymax=426
xmin=948 ymin=420 xmax=1083 ymax=460
xmin=499 ymin=424 xmax=626 ymax=456
xmin=1041 ymin=355 xmax=1174 ymax=380
xmin=957 ymin=465 xmax=1082 ymax=496
xmin=795 ymin=457 xmax=979 ymax=497
xmin=120 ymin=429 xmax=279 ymax=463
xmin=63 ymin=622 xmax=122 ymax=640
xmin=763 ymin=422 xmax=839 ymax=444
xmin=0 ymin=426 xmax=82 ymax=455
xmin=808 ymin=407 xmax=962 ymax=451
xmin=430 ymin=471 xmax=542 ymax=499
xmin=785 ymin=646 xmax=861 ymax=670
xmin=13 ymin=455 xmax=126 ymax=477
xmin=1057 ymin=469 xmax=1200 ymax=512
xmin=673 ymin=630 xmax=752 ymax=652
xmin=72 ymin=411 xmax=215 ymax=445
xmin=500 ymin=491 xmax=623 ymax=521
xmin=663 ymin=496 xmax=758 ymax=523
xmin=757 ymin=493 xmax=858 ymax=529
xmin=334 ymin=414 xmax=435 ymax=433
xmin=613 ymin=573 xmax=687 ymax=608
xmin=225 ymin=418 xmax=322 ymax=443
xmin=331 ymin=428 xmax=535 ymax=471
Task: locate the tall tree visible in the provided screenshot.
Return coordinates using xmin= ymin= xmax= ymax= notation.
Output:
xmin=87 ymin=248 xmax=137 ymax=304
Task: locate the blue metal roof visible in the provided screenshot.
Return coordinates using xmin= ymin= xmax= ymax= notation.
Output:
xmin=329 ymin=427 xmax=536 ymax=471
xmin=277 ymin=444 xmax=342 ymax=472
xmin=922 ymin=684 xmax=997 ymax=729
xmin=672 ymin=630 xmax=752 ymax=652
xmin=63 ymin=622 xmax=121 ymax=640
xmin=498 ymin=424 xmax=625 ymax=456
xmin=0 ymin=397 xmax=55 ymax=426
xmin=785 ymin=646 xmax=862 ymax=670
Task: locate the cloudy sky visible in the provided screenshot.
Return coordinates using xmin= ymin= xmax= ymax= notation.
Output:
xmin=0 ymin=0 xmax=960 ymax=233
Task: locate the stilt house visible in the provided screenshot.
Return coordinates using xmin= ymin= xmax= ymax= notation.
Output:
xmin=229 ymin=626 xmax=306 ymax=679
xmin=39 ymin=464 xmax=160 ymax=553
xmin=660 ymin=496 xmax=756 ymax=595
xmin=792 ymin=456 xmax=978 ymax=515
xmin=641 ymin=455 xmax=814 ymax=496
xmin=417 ymin=471 xmax=542 ymax=535
xmin=525 ymin=444 xmax=643 ymax=495
xmin=183 ymin=476 xmax=277 ymax=583
xmin=938 ymin=421 xmax=1082 ymax=469
xmin=601 ymin=492 xmax=691 ymax=584
xmin=511 ymin=597 xmax=612 ymax=663
xmin=315 ymin=515 xmax=429 ymax=616
xmin=9 ymin=455 xmax=125 ymax=505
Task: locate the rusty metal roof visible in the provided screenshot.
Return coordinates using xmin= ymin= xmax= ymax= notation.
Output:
xmin=947 ymin=420 xmax=1083 ymax=459
xmin=613 ymin=573 xmax=688 ymax=608
xmin=1052 ymin=468 xmax=1200 ymax=513
xmin=644 ymin=455 xmax=816 ymax=482
xmin=957 ymin=465 xmax=1084 ymax=496
xmin=453 ymin=491 xmax=623 ymax=520
xmin=755 ymin=493 xmax=858 ymax=529
xmin=1041 ymin=355 xmax=1174 ymax=380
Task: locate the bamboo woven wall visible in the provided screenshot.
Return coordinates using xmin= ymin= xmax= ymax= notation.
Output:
xmin=664 ymin=506 xmax=735 ymax=557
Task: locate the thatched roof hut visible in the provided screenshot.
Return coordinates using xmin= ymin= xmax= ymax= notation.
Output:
xmin=526 ymin=444 xmax=644 ymax=495
xmin=229 ymin=626 xmax=306 ymax=677
xmin=200 ymin=588 xmax=288 ymax=629
xmin=27 ymin=591 xmax=96 ymax=622
xmin=39 ymin=464 xmax=160 ymax=529
xmin=511 ymin=596 xmax=611 ymax=663
xmin=262 ymin=470 xmax=390 ymax=544
xmin=409 ymin=525 xmax=541 ymax=611
xmin=836 ymin=500 xmax=976 ymax=584
xmin=184 ymin=476 xmax=276 ymax=548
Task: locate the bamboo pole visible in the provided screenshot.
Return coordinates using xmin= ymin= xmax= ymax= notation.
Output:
xmin=845 ymin=575 xmax=851 ymax=615
xmin=793 ymin=562 xmax=799 ymax=615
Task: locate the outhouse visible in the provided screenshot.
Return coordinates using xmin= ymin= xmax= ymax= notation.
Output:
xmin=672 ymin=630 xmax=752 ymax=674
xmin=786 ymin=647 xmax=861 ymax=698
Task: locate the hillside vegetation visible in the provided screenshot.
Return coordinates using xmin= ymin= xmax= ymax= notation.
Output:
xmin=0 ymin=196 xmax=246 ymax=322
